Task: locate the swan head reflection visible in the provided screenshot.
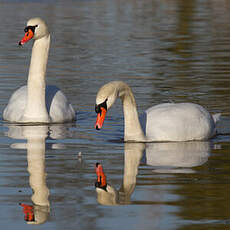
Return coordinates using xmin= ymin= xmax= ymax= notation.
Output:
xmin=95 ymin=162 xmax=118 ymax=205
xmin=20 ymin=203 xmax=49 ymax=225
xmin=95 ymin=143 xmax=144 ymax=205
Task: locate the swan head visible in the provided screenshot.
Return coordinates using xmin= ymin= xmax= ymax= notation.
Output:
xmin=19 ymin=17 xmax=49 ymax=46
xmin=95 ymin=81 xmax=121 ymax=130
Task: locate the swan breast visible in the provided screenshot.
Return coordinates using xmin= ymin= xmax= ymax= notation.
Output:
xmin=3 ymin=85 xmax=75 ymax=123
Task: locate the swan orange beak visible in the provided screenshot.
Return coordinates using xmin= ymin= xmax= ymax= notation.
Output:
xmin=95 ymin=107 xmax=107 ymax=130
xmin=19 ymin=29 xmax=34 ymax=46
xmin=95 ymin=163 xmax=107 ymax=189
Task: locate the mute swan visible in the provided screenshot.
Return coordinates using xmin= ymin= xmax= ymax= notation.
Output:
xmin=3 ymin=17 xmax=75 ymax=123
xmin=95 ymin=81 xmax=220 ymax=142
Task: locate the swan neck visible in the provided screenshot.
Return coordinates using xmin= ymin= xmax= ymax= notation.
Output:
xmin=28 ymin=35 xmax=50 ymax=83
xmin=120 ymin=84 xmax=146 ymax=142
xmin=23 ymin=35 xmax=50 ymax=122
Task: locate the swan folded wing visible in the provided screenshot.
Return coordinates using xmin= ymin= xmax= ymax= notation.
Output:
xmin=3 ymin=86 xmax=27 ymax=122
xmin=47 ymin=86 xmax=75 ymax=123
xmin=212 ymin=113 xmax=221 ymax=124
xmin=145 ymin=103 xmax=216 ymax=141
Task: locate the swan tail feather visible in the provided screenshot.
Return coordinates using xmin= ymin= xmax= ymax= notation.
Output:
xmin=212 ymin=113 xmax=221 ymax=124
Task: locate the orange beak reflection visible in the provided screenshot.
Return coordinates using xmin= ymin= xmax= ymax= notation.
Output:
xmin=95 ymin=107 xmax=107 ymax=130
xmin=19 ymin=29 xmax=34 ymax=46
xmin=95 ymin=163 xmax=107 ymax=188
xmin=20 ymin=203 xmax=35 ymax=222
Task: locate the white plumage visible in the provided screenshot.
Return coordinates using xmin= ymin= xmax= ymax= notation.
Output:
xmin=3 ymin=18 xmax=75 ymax=123
xmin=95 ymin=81 xmax=220 ymax=142
xmin=143 ymin=103 xmax=218 ymax=141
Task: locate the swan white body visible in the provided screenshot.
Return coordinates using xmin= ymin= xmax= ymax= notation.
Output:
xmin=3 ymin=18 xmax=75 ymax=123
xmin=95 ymin=81 xmax=220 ymax=142
xmin=142 ymin=103 xmax=218 ymax=141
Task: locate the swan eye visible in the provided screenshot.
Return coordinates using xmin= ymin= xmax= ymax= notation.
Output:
xmin=95 ymin=104 xmax=100 ymax=114
xmin=24 ymin=25 xmax=38 ymax=33
xmin=95 ymin=99 xmax=108 ymax=114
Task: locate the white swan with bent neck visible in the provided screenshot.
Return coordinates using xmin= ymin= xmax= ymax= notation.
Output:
xmin=3 ymin=17 xmax=75 ymax=123
xmin=95 ymin=81 xmax=220 ymax=142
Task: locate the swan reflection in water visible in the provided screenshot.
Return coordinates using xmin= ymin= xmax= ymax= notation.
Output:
xmin=145 ymin=141 xmax=210 ymax=174
xmin=5 ymin=124 xmax=73 ymax=224
xmin=95 ymin=141 xmax=211 ymax=205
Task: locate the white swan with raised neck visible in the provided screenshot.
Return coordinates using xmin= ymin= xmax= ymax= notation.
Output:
xmin=95 ymin=81 xmax=220 ymax=142
xmin=3 ymin=17 xmax=75 ymax=123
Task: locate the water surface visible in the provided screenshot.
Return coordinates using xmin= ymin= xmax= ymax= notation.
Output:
xmin=0 ymin=0 xmax=230 ymax=229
